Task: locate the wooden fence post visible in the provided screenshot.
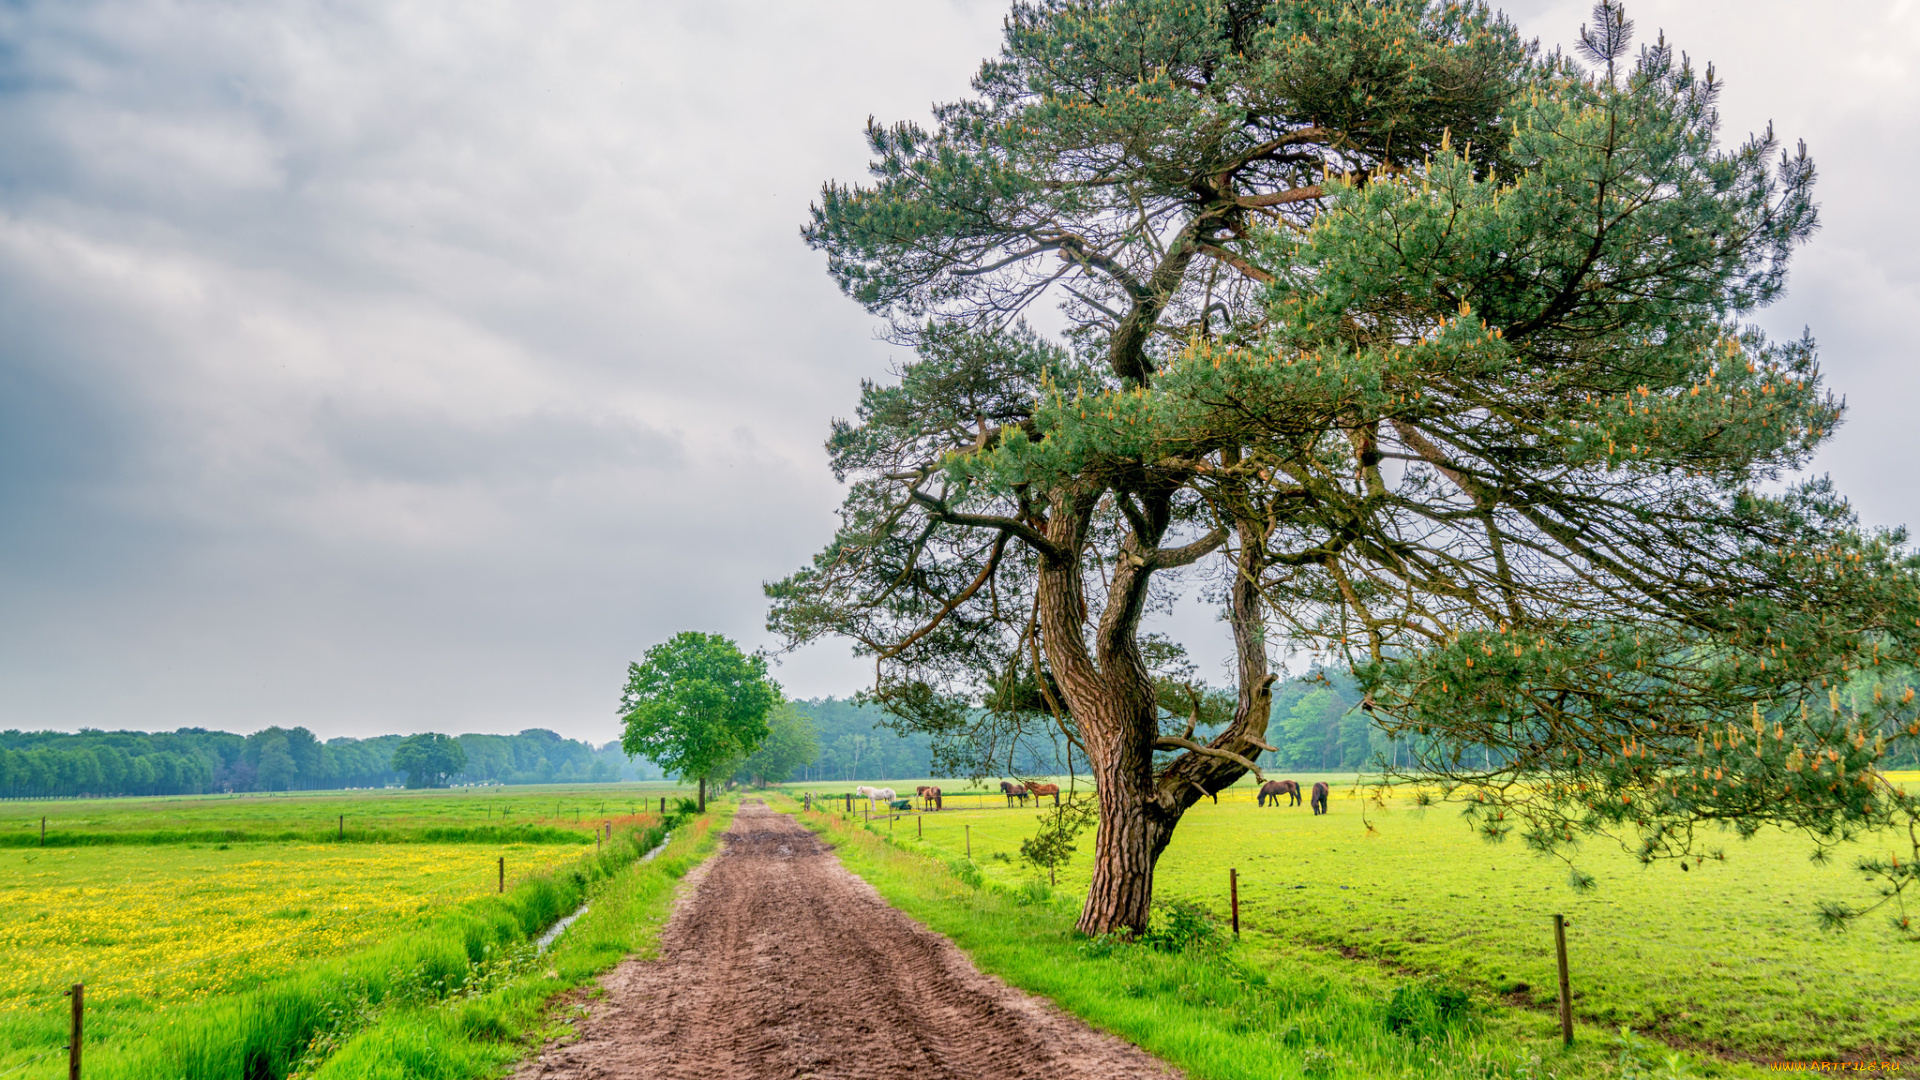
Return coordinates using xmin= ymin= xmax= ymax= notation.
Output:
xmin=1230 ymin=868 xmax=1240 ymax=938
xmin=66 ymin=982 xmax=82 ymax=1080
xmin=41 ymin=816 xmax=47 ymax=846
xmin=338 ymin=814 xmax=344 ymax=840
xmin=917 ymin=815 xmax=922 ymax=839
xmin=498 ymin=856 xmax=505 ymax=894
xmin=965 ymin=825 xmax=971 ymax=858
xmin=1554 ymin=914 xmax=1573 ymax=1046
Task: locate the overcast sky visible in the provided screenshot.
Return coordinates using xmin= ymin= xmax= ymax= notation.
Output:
xmin=2 ymin=1 xmax=1914 ymax=743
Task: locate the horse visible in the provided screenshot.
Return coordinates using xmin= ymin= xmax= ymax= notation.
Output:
xmin=870 ymin=787 xmax=896 ymax=811
xmin=1310 ymin=781 xmax=1329 ymax=816
xmin=917 ymin=785 xmax=943 ymax=811
xmin=1026 ymin=781 xmax=1061 ymax=806
xmin=1000 ymin=780 xmax=1029 ymax=807
xmin=1258 ymin=779 xmax=1302 ymax=807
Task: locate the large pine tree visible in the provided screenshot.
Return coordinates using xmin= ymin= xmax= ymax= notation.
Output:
xmin=770 ymin=0 xmax=1920 ymax=936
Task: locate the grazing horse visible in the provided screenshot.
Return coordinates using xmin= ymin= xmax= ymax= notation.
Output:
xmin=1310 ymin=781 xmax=1330 ymax=816
xmin=1026 ymin=781 xmax=1061 ymax=806
xmin=916 ymin=785 xmax=943 ymax=811
xmin=871 ymin=787 xmax=896 ymax=811
xmin=1000 ymin=780 xmax=1029 ymax=807
xmin=1258 ymin=779 xmax=1302 ymax=808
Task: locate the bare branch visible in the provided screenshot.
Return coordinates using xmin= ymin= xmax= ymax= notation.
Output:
xmin=907 ymin=488 xmax=1066 ymax=563
xmin=1155 ymin=736 xmax=1265 ymax=779
xmin=880 ymin=531 xmax=1010 ymax=659
xmin=1195 ymin=243 xmax=1275 ymax=284
xmin=1148 ymin=527 xmax=1229 ymax=570
xmin=1235 ymin=184 xmax=1324 ymax=208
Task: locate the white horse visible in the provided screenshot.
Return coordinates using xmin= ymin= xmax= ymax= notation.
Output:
xmin=855 ymin=785 xmax=880 ymax=801
xmin=868 ymin=786 xmax=897 ymax=811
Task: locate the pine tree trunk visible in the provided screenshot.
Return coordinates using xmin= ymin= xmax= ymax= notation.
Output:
xmin=1033 ymin=488 xmax=1272 ymax=939
xmin=1076 ymin=738 xmax=1177 ymax=935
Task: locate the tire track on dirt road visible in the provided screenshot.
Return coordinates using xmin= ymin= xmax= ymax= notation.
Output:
xmin=517 ymin=800 xmax=1179 ymax=1080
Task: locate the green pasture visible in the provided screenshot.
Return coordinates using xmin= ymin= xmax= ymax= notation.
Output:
xmin=0 ymin=780 xmax=699 ymax=846
xmin=0 ymin=784 xmax=731 ymax=1080
xmin=786 ymin=774 xmax=1098 ymax=812
xmin=840 ymin=775 xmax=1918 ymax=1065
xmin=796 ymin=796 xmax=1631 ymax=1080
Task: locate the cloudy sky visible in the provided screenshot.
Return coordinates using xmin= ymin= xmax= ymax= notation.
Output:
xmin=2 ymin=1 xmax=1915 ymax=742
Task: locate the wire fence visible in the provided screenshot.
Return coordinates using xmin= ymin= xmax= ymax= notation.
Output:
xmin=0 ymin=1049 xmax=62 ymax=1080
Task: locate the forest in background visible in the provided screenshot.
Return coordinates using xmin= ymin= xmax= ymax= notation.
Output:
xmin=0 ymin=726 xmax=660 ymax=799
xmin=13 ymin=669 xmax=1915 ymax=798
xmin=789 ymin=672 xmax=1407 ymax=783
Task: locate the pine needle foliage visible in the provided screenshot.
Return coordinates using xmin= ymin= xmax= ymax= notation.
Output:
xmin=768 ymin=0 xmax=1920 ymax=936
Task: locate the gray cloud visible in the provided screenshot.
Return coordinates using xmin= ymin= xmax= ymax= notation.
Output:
xmin=0 ymin=0 xmax=1914 ymax=741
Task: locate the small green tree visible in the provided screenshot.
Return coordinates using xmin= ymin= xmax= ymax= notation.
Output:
xmin=619 ymin=632 xmax=779 ymax=810
xmin=737 ymin=703 xmax=820 ymax=786
xmin=1020 ymin=798 xmax=1096 ymax=885
xmin=390 ymin=733 xmax=466 ymax=789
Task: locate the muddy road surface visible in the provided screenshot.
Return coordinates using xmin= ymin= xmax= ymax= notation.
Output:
xmin=517 ymin=801 xmax=1177 ymax=1080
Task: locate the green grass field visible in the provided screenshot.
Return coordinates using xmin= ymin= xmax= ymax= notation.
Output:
xmin=1 ymin=841 xmax=584 ymax=1010
xmin=0 ymin=784 xmax=730 ymax=1080
xmin=0 ymin=781 xmax=699 ymax=846
xmin=794 ymin=796 xmax=1629 ymax=1080
xmin=804 ymin=774 xmax=1918 ymax=1066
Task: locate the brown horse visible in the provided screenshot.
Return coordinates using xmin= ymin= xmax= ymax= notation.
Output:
xmin=1258 ymin=779 xmax=1302 ymax=807
xmin=1000 ymin=781 xmax=1029 ymax=807
xmin=916 ymin=785 xmax=943 ymax=811
xmin=1026 ymin=781 xmax=1061 ymax=806
xmin=1310 ymin=781 xmax=1329 ymax=815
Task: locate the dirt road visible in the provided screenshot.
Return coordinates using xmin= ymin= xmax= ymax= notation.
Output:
xmin=516 ymin=801 xmax=1178 ymax=1080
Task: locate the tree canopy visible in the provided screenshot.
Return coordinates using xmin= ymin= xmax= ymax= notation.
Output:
xmin=771 ymin=0 xmax=1920 ymax=936
xmin=619 ymin=632 xmax=780 ymax=805
xmin=736 ymin=703 xmax=822 ymax=786
xmin=390 ymin=733 xmax=467 ymax=789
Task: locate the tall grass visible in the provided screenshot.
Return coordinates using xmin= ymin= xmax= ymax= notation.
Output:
xmin=304 ymin=809 xmax=725 ymax=1080
xmin=6 ymin=804 xmax=729 ymax=1080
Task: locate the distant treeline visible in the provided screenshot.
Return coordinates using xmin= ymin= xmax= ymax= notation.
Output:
xmin=787 ymin=673 xmax=1407 ymax=781
xmin=783 ymin=697 xmax=1089 ymax=782
xmin=0 ymin=726 xmax=662 ymax=799
xmin=15 ymin=677 xmax=1910 ymax=799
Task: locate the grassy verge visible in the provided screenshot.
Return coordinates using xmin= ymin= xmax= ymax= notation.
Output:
xmin=787 ymin=798 xmax=1764 ymax=1080
xmin=2 ymin=801 xmax=732 ymax=1080
xmin=300 ymin=800 xmax=732 ymax=1080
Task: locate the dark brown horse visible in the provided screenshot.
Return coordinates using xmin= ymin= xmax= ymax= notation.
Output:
xmin=1258 ymin=779 xmax=1302 ymax=807
xmin=1026 ymin=781 xmax=1061 ymax=806
xmin=1000 ymin=780 xmax=1029 ymax=807
xmin=916 ymin=785 xmax=943 ymax=811
xmin=1310 ymin=781 xmax=1330 ymax=815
